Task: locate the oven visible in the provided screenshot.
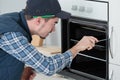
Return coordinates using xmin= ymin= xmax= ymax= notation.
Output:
xmin=59 ymin=0 xmax=109 ymax=80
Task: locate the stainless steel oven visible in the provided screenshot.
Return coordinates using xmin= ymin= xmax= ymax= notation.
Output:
xmin=60 ymin=0 xmax=109 ymax=80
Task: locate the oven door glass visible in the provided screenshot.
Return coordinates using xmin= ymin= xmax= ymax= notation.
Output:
xmin=68 ymin=21 xmax=107 ymax=60
xmin=70 ymin=55 xmax=106 ymax=79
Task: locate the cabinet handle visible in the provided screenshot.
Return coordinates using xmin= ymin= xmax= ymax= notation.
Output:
xmin=109 ymin=27 xmax=114 ymax=59
xmin=109 ymin=70 xmax=114 ymax=80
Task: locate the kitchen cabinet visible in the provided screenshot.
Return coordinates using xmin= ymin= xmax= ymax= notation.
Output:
xmin=109 ymin=1 xmax=120 ymax=80
xmin=109 ymin=26 xmax=120 ymax=65
xmin=109 ymin=0 xmax=120 ymax=65
xmin=109 ymin=64 xmax=120 ymax=80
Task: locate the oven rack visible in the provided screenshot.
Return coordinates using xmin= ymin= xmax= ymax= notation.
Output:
xmin=77 ymin=53 xmax=106 ymax=62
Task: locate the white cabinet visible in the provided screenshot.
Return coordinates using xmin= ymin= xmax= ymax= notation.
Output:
xmin=109 ymin=0 xmax=120 ymax=65
xmin=109 ymin=64 xmax=120 ymax=80
xmin=109 ymin=26 xmax=120 ymax=65
xmin=109 ymin=1 xmax=120 ymax=80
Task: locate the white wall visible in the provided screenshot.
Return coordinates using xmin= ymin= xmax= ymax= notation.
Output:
xmin=45 ymin=20 xmax=61 ymax=47
xmin=0 ymin=0 xmax=26 ymax=14
xmin=0 ymin=0 xmax=62 ymax=48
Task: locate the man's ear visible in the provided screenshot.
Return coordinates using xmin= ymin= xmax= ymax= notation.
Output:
xmin=34 ymin=17 xmax=43 ymax=25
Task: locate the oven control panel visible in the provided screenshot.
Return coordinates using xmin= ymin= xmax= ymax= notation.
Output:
xmin=59 ymin=0 xmax=108 ymax=21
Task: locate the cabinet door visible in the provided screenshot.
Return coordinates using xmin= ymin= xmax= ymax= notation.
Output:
xmin=109 ymin=27 xmax=120 ymax=65
xmin=109 ymin=64 xmax=120 ymax=80
xmin=109 ymin=0 xmax=120 ymax=65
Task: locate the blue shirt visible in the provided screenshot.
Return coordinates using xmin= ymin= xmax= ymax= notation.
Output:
xmin=0 ymin=32 xmax=73 ymax=76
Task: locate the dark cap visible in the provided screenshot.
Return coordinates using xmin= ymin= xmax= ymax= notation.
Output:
xmin=24 ymin=0 xmax=71 ymax=19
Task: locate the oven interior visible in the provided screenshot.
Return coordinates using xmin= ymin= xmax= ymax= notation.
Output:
xmin=61 ymin=17 xmax=108 ymax=80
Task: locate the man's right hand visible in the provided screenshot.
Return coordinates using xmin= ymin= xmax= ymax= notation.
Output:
xmin=70 ymin=36 xmax=98 ymax=58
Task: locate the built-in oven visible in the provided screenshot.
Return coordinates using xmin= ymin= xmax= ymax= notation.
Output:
xmin=59 ymin=0 xmax=109 ymax=80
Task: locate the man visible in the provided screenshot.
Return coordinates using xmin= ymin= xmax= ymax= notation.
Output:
xmin=0 ymin=0 xmax=98 ymax=80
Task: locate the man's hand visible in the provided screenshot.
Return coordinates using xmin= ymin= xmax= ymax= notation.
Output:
xmin=21 ymin=67 xmax=36 ymax=80
xmin=70 ymin=36 xmax=98 ymax=58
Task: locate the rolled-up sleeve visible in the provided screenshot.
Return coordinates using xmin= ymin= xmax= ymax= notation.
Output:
xmin=0 ymin=32 xmax=73 ymax=76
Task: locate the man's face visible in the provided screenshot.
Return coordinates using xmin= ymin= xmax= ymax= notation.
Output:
xmin=36 ymin=17 xmax=59 ymax=39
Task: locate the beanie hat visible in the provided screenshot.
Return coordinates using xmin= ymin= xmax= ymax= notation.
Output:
xmin=24 ymin=0 xmax=71 ymax=19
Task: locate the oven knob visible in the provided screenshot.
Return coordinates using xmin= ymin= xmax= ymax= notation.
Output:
xmin=86 ymin=7 xmax=93 ymax=13
xmin=79 ymin=6 xmax=85 ymax=12
xmin=71 ymin=5 xmax=78 ymax=11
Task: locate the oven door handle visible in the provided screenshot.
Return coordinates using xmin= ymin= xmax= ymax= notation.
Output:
xmin=109 ymin=26 xmax=114 ymax=59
